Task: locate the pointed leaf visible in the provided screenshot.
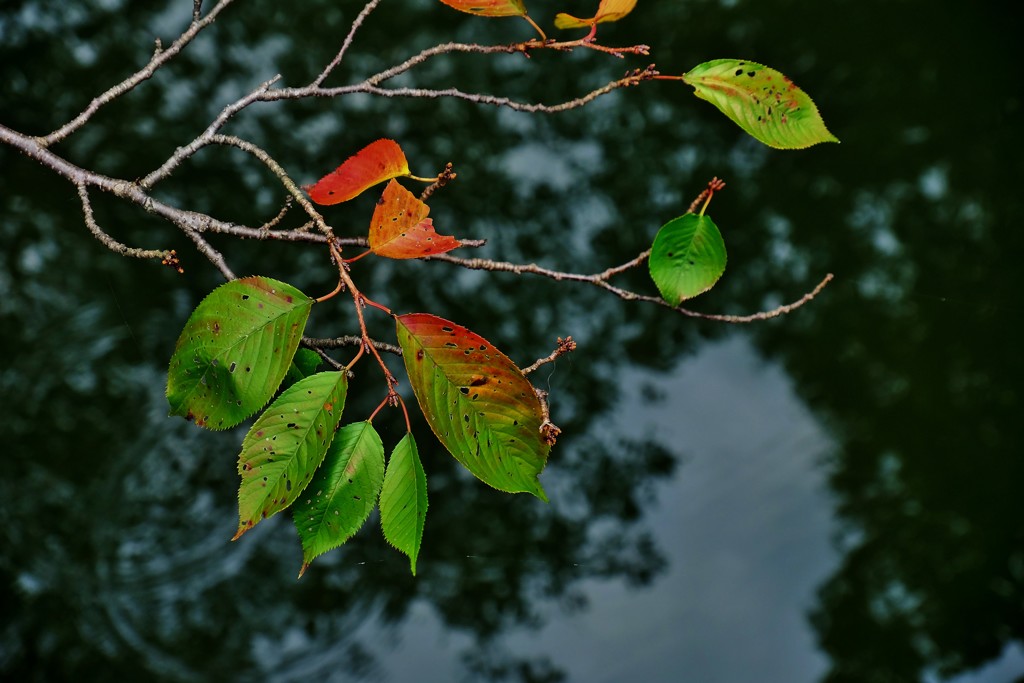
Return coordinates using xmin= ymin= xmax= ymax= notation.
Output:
xmin=682 ymin=59 xmax=839 ymax=150
xmin=649 ymin=212 xmax=727 ymax=305
xmin=166 ymin=277 xmax=312 ymax=430
xmin=396 ymin=313 xmax=550 ymax=500
xmin=369 ymin=180 xmax=462 ymax=259
xmin=437 ymin=0 xmax=526 ymax=17
xmin=294 ymin=421 xmax=385 ymax=577
xmin=234 ymin=371 xmax=348 ymax=539
xmin=554 ymin=0 xmax=637 ymax=29
xmin=307 ymin=139 xmax=411 ymax=205
xmin=380 ymin=432 xmax=428 ymax=575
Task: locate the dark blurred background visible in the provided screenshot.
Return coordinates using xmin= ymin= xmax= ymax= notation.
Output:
xmin=2 ymin=1 xmax=1022 ymax=681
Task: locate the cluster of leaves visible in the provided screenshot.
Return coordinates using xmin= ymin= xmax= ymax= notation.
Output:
xmin=165 ymin=0 xmax=837 ymax=577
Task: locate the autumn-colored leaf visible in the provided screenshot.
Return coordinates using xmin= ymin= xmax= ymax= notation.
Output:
xmin=437 ymin=0 xmax=526 ymax=17
xmin=396 ymin=313 xmax=550 ymax=500
xmin=436 ymin=0 xmax=546 ymax=39
xmin=234 ymin=371 xmax=348 ymax=540
xmin=368 ymin=180 xmax=462 ymax=259
xmin=307 ymin=139 xmax=411 ymax=205
xmin=554 ymin=0 xmax=637 ymax=29
xmin=682 ymin=59 xmax=839 ymax=150
xmin=380 ymin=432 xmax=428 ymax=575
xmin=166 ymin=277 xmax=312 ymax=430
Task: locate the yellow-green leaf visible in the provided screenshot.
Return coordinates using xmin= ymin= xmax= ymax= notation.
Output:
xmin=682 ymin=59 xmax=839 ymax=150
xmin=437 ymin=0 xmax=526 ymax=17
xmin=554 ymin=0 xmax=637 ymax=29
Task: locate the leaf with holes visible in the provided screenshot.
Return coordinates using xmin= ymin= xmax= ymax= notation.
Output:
xmin=166 ymin=277 xmax=312 ymax=430
xmin=380 ymin=432 xmax=428 ymax=575
xmin=649 ymin=213 xmax=727 ymax=305
xmin=307 ymin=139 xmax=411 ymax=205
xmin=369 ymin=180 xmax=462 ymax=259
xmin=396 ymin=313 xmax=550 ymax=500
xmin=234 ymin=371 xmax=348 ymax=539
xmin=554 ymin=0 xmax=637 ymax=29
xmin=682 ymin=59 xmax=838 ymax=150
xmin=293 ymin=421 xmax=384 ymax=577
xmin=437 ymin=0 xmax=526 ymax=17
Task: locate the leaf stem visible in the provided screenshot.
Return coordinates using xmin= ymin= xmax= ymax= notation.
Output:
xmin=344 ymin=248 xmax=373 ymax=264
xmin=522 ymin=14 xmax=548 ymax=41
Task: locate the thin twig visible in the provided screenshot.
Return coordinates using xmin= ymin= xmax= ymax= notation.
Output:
xmin=207 ymin=134 xmax=334 ymax=238
xmin=304 ymin=335 xmax=402 ymax=357
xmin=76 ymin=183 xmax=179 ymax=268
xmin=420 ymin=162 xmax=457 ymax=202
xmin=522 ymin=337 xmax=577 ymax=375
xmin=428 ymin=250 xmax=833 ymax=322
xmin=311 ymin=0 xmax=383 ymax=88
xmin=43 ymin=0 xmax=236 ymax=146
xmin=258 ymin=196 xmax=293 ymax=231
xmin=139 ymin=75 xmax=282 ymax=189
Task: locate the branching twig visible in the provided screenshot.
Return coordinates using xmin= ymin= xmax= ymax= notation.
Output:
xmin=420 ymin=163 xmax=457 ymax=202
xmin=259 ymin=196 xmax=293 ymax=231
xmin=207 ymin=134 xmax=333 ymax=238
xmin=76 ymin=183 xmax=179 ymax=269
xmin=345 ymin=66 xmax=655 ymax=115
xmin=428 ymin=250 xmax=833 ymax=322
xmin=140 ymin=75 xmax=282 ymax=189
xmin=311 ymin=0 xmax=384 ymax=87
xmin=534 ymin=389 xmax=561 ymax=446
xmin=522 ymin=337 xmax=577 ymax=376
xmin=304 ymin=335 xmax=402 ymax=357
xmin=42 ymin=0 xmax=236 ymax=146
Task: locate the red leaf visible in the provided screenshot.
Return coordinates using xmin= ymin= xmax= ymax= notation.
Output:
xmin=307 ymin=139 xmax=411 ymax=205
xmin=369 ymin=180 xmax=462 ymax=259
xmin=437 ymin=0 xmax=527 ymax=17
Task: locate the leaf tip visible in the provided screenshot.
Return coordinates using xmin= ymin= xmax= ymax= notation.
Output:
xmin=298 ymin=562 xmax=310 ymax=579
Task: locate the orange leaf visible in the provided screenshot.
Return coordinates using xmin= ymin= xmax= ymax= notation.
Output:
xmin=437 ymin=0 xmax=527 ymax=17
xmin=369 ymin=180 xmax=462 ymax=259
xmin=554 ymin=0 xmax=637 ymax=29
xmin=307 ymin=139 xmax=411 ymax=205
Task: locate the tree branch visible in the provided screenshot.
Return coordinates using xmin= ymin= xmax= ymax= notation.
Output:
xmin=304 ymin=335 xmax=403 ymax=357
xmin=42 ymin=0 xmax=237 ymax=146
xmin=311 ymin=0 xmax=384 ymax=87
xmin=75 ymin=183 xmax=179 ymax=268
xmin=427 ymin=249 xmax=833 ymax=323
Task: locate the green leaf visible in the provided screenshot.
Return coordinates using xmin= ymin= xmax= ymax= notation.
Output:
xmin=649 ymin=213 xmax=727 ymax=304
xmin=166 ymin=277 xmax=312 ymax=430
xmin=380 ymin=432 xmax=428 ymax=575
xmin=682 ymin=59 xmax=839 ymax=150
xmin=293 ymin=421 xmax=385 ymax=577
xmin=396 ymin=313 xmax=550 ymax=500
xmin=283 ymin=348 xmax=324 ymax=390
xmin=234 ymin=371 xmax=348 ymax=539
